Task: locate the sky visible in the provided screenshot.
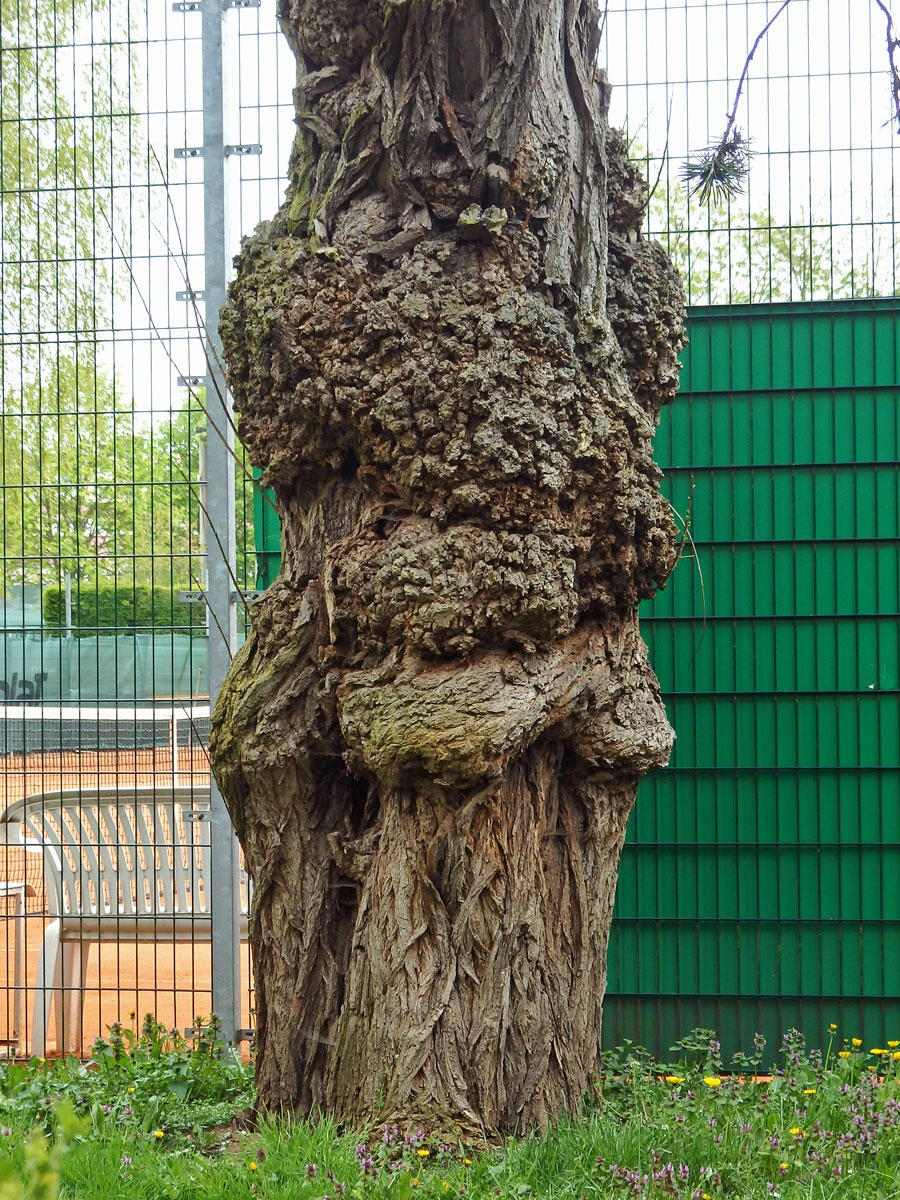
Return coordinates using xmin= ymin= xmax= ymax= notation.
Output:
xmin=602 ymin=1 xmax=898 ymax=230
xmin=9 ymin=0 xmax=898 ymax=417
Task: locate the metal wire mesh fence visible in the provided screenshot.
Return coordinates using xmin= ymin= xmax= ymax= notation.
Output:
xmin=602 ymin=0 xmax=900 ymax=303
xmin=0 ymin=0 xmax=897 ymax=1058
xmin=600 ymin=0 xmax=900 ymax=1061
xmin=0 ymin=0 xmax=295 ymax=1055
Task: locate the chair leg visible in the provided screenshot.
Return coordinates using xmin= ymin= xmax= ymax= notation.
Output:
xmin=61 ymin=942 xmax=90 ymax=1056
xmin=60 ymin=943 xmax=77 ymax=1055
xmin=13 ymin=890 xmax=25 ymax=1058
xmin=53 ymin=951 xmax=65 ymax=1056
xmin=31 ymin=920 xmax=61 ymax=1059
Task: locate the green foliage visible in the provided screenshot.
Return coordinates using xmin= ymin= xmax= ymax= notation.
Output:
xmin=637 ymin=153 xmax=889 ymax=305
xmin=0 ymin=1014 xmax=251 ymax=1142
xmin=681 ymin=132 xmax=753 ymax=208
xmin=2 ymin=1023 xmax=900 ymax=1197
xmin=84 ymin=1014 xmax=251 ymax=1133
xmin=0 ymin=388 xmax=208 ymax=594
xmin=0 ymin=1103 xmax=86 ymax=1200
xmin=0 ymin=0 xmax=229 ymax=603
xmin=0 ymin=0 xmax=127 ymax=340
xmin=1 ymin=383 xmax=254 ymax=601
xmin=42 ymin=584 xmax=204 ymax=636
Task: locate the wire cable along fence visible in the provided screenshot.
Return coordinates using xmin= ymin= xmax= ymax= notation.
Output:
xmin=0 ymin=0 xmax=294 ymax=1055
xmin=0 ymin=0 xmax=897 ymax=1059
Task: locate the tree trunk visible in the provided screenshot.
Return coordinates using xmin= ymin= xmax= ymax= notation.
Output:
xmin=210 ymin=0 xmax=684 ymax=1136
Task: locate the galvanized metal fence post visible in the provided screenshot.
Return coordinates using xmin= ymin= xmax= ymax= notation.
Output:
xmin=201 ymin=0 xmax=241 ymax=1048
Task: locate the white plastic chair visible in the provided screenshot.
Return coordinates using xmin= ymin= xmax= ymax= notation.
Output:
xmin=0 ymin=879 xmax=37 ymax=1056
xmin=0 ymin=788 xmax=249 ymax=1056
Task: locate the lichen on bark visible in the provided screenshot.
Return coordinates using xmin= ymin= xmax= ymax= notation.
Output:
xmin=211 ymin=0 xmax=685 ymax=1136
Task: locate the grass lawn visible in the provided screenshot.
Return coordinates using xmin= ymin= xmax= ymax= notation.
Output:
xmin=2 ymin=1018 xmax=900 ymax=1198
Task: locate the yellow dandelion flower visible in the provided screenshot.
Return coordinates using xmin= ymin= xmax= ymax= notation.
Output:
xmin=128 ymin=1086 xmax=135 ymax=1094
xmin=871 ymin=1048 xmax=887 ymax=1056
xmin=417 ymin=1148 xmax=430 ymax=1158
xmin=867 ymin=1065 xmax=877 ymax=1072
xmin=789 ymin=1126 xmax=800 ymax=1136
xmin=128 ymin=1010 xmax=136 ymax=1020
xmin=249 ymin=1162 xmax=257 ymax=1172
xmin=703 ymin=1075 xmax=722 ymax=1088
xmin=889 ymin=1041 xmax=900 ymax=1049
xmin=464 ymin=1159 xmax=472 ymax=1165
xmin=838 ymin=1050 xmax=851 ymax=1059
xmin=780 ymin=1162 xmax=789 ymax=1170
xmin=154 ymin=1130 xmax=164 ymax=1140
xmin=665 ymin=1075 xmax=685 ymax=1085
xmin=893 ymin=1052 xmax=900 ymax=1062
xmin=852 ymin=1038 xmax=862 ymax=1048
xmin=829 ymin=1023 xmax=837 ymax=1032
xmin=803 ymin=1087 xmax=816 ymax=1095
xmin=412 ymin=1179 xmax=418 ymax=1188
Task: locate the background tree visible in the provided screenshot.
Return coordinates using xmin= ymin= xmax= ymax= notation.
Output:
xmin=0 ymin=371 xmax=206 ymax=593
xmin=645 ymin=176 xmax=884 ymax=305
xmin=211 ymin=0 xmax=683 ymax=1136
xmin=0 ymin=0 xmax=211 ymax=602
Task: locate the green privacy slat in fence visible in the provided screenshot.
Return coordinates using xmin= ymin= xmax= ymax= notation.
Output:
xmin=678 ymin=300 xmax=900 ymax=394
xmin=253 ymin=467 xmax=282 ymax=591
xmin=252 ymin=299 xmax=900 ymax=1064
xmin=656 ymin=388 xmax=900 ymax=468
xmin=655 ymin=464 xmax=900 ymax=542
xmin=615 ymin=844 xmax=900 ymax=923
xmin=628 ymin=771 xmax=900 ymax=854
xmin=643 ymin=616 xmax=900 ymax=694
xmin=647 ymin=542 xmax=900 ymax=619
xmin=659 ymin=694 xmax=899 ymax=770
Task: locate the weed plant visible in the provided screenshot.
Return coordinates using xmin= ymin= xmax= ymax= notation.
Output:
xmin=0 ymin=1013 xmax=252 ymax=1143
xmin=2 ymin=1022 xmax=900 ymax=1197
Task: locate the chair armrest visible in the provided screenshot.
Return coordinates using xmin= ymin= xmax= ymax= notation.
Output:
xmin=0 ymin=822 xmax=23 ymax=847
xmin=0 ymin=881 xmax=37 ymax=899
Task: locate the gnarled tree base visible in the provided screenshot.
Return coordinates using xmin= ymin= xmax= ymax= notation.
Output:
xmin=327 ymin=757 xmax=635 ymax=1133
xmin=213 ymin=590 xmax=671 ymax=1134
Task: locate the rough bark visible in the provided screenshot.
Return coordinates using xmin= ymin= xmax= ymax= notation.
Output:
xmin=210 ymin=0 xmax=684 ymax=1136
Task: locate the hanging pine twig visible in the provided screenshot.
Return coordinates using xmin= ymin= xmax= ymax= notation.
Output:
xmin=685 ymin=0 xmax=900 ymax=205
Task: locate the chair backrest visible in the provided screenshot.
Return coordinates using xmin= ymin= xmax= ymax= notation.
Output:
xmin=0 ymin=788 xmax=218 ymax=921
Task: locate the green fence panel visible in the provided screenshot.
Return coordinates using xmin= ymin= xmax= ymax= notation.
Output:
xmin=253 ymin=298 xmax=900 ymax=1064
xmin=604 ymin=298 xmax=900 ymax=1064
xmin=253 ymin=467 xmax=282 ymax=591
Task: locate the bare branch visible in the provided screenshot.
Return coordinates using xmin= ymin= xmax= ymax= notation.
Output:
xmin=149 ymin=148 xmax=232 ymax=396
xmin=646 ymin=95 xmax=674 ymax=207
xmin=721 ymin=0 xmax=794 ymax=151
xmin=685 ymin=0 xmax=900 ymax=205
xmin=872 ymin=0 xmax=900 ymax=132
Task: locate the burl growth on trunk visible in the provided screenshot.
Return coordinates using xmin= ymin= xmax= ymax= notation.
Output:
xmin=210 ymin=0 xmax=684 ymax=1136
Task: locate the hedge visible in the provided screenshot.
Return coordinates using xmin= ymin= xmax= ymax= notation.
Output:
xmin=42 ymin=586 xmax=205 ymax=636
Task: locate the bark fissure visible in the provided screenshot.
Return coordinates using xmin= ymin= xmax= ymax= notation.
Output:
xmin=211 ymin=0 xmax=684 ymax=1135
